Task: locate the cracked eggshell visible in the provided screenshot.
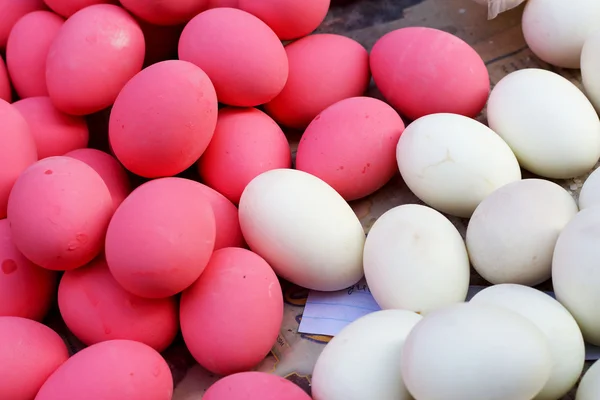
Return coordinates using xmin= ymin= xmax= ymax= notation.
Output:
xmin=582 ymin=29 xmax=600 ymax=114
xmin=397 ymin=113 xmax=521 ymax=218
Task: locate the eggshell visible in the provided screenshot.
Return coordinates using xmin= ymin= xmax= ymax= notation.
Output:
xmin=238 ymin=0 xmax=329 ymax=40
xmin=401 ymin=303 xmax=552 ymax=400
xmin=120 ymin=0 xmax=209 ymax=25
xmin=6 ymin=11 xmax=63 ymax=99
xmin=487 ymin=68 xmax=600 ymax=178
xmin=370 ymin=27 xmax=489 ymax=120
xmin=46 ymin=4 xmax=145 ymax=115
xmin=397 ymin=113 xmax=522 ymax=218
xmin=364 ymin=204 xmax=469 ymax=313
xmin=178 ymin=8 xmax=288 ymax=107
xmin=312 ymin=310 xmax=422 ymax=400
xmin=466 ymin=179 xmax=578 ymax=286
xmin=44 ymin=0 xmax=117 ymax=17
xmin=197 ymin=107 xmax=291 ymax=204
xmin=577 ymin=360 xmax=600 ymax=400
xmin=59 ymin=257 xmax=178 ymax=351
xmin=0 ymin=56 xmax=11 ymax=102
xmin=138 ymin=20 xmax=183 ymax=67
xmin=0 ymin=100 xmax=37 ymax=219
xmin=239 ymin=169 xmax=365 ymax=291
xmin=582 ymin=29 xmax=600 ymax=113
xmin=105 ymin=177 xmax=216 ymax=298
xmin=7 ymin=156 xmax=113 ymax=271
xmin=35 ymin=340 xmax=173 ymax=400
xmin=0 ymin=0 xmax=47 ymax=49
xmin=296 ymin=97 xmax=403 ymax=201
xmin=579 ymin=168 xmax=600 ymax=210
xmin=264 ymin=34 xmax=370 ymax=129
xmin=110 ymin=60 xmax=217 ymax=178
xmin=13 ymin=97 xmax=89 ymax=159
xmin=64 ymin=148 xmax=131 ymax=209
xmin=204 ymin=372 xmax=311 ymax=400
xmin=470 ymin=284 xmax=585 ymax=400
xmin=0 ymin=316 xmax=69 ymax=400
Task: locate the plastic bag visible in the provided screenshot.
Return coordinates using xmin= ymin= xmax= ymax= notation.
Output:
xmin=472 ymin=0 xmax=527 ymax=19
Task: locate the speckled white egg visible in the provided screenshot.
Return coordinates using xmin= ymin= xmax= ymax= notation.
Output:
xmin=577 ymin=360 xmax=600 ymax=400
xmin=578 ymin=168 xmax=600 ymax=210
xmin=467 ymin=179 xmax=578 ymax=286
xmin=396 ymin=113 xmax=521 ymax=218
xmin=582 ymin=29 xmax=600 ymax=113
xmin=364 ymin=204 xmax=470 ymax=313
xmin=487 ymin=68 xmax=600 ymax=179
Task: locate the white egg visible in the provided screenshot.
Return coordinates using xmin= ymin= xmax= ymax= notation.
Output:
xmin=470 ymin=284 xmax=585 ymax=400
xmin=578 ymin=168 xmax=600 ymax=209
xmin=396 ymin=113 xmax=521 ymax=218
xmin=401 ymin=303 xmax=552 ymax=400
xmin=239 ymin=168 xmax=365 ymax=291
xmin=522 ymin=0 xmax=600 ymax=69
xmin=363 ymin=204 xmax=470 ymax=313
xmin=553 ymin=206 xmax=600 ymax=346
xmin=577 ymin=360 xmax=600 ymax=400
xmin=582 ymin=29 xmax=600 ymax=113
xmin=311 ymin=310 xmax=422 ymax=400
xmin=466 ymin=179 xmax=578 ymax=286
xmin=487 ymin=68 xmax=600 ymax=179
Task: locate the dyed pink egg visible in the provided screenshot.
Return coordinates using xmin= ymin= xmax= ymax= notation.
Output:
xmin=138 ymin=20 xmax=183 ymax=67
xmin=179 ymin=8 xmax=288 ymax=107
xmin=370 ymin=27 xmax=490 ymax=120
xmin=0 ymin=0 xmax=46 ymax=49
xmin=0 ymin=316 xmax=69 ymax=400
xmin=65 ymin=148 xmax=131 ymax=208
xmin=105 ymin=178 xmax=216 ymax=298
xmin=264 ymin=34 xmax=370 ymax=129
xmin=6 ymin=11 xmax=63 ymax=99
xmin=13 ymin=97 xmax=89 ymax=159
xmin=0 ymin=220 xmax=56 ymax=321
xmin=58 ymin=257 xmax=178 ymax=351
xmin=181 ymin=248 xmax=283 ymax=375
xmin=35 ymin=340 xmax=173 ymax=400
xmin=238 ymin=0 xmax=329 ymax=40
xmin=0 ymin=100 xmax=37 ymax=219
xmin=120 ymin=0 xmax=209 ymax=25
xmin=43 ymin=0 xmax=117 ymax=17
xmin=195 ymin=183 xmax=245 ymax=249
xmin=296 ymin=97 xmax=405 ymax=201
xmin=0 ymin=56 xmax=10 ymax=102
xmin=46 ymin=4 xmax=145 ymax=115
xmin=205 ymin=372 xmax=311 ymax=400
xmin=110 ymin=60 xmax=217 ymax=178
xmin=208 ymin=0 xmax=238 ymax=7
xmin=7 ymin=156 xmax=113 ymax=271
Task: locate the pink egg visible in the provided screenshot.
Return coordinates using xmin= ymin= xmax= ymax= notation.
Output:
xmin=65 ymin=148 xmax=131 ymax=208
xmin=370 ymin=27 xmax=490 ymax=120
xmin=0 ymin=100 xmax=37 ymax=219
xmin=208 ymin=0 xmax=238 ymax=7
xmin=197 ymin=107 xmax=291 ymax=205
xmin=58 ymin=257 xmax=178 ymax=351
xmin=105 ymin=177 xmax=216 ymax=299
xmin=7 ymin=156 xmax=113 ymax=271
xmin=35 ymin=340 xmax=173 ymax=400
xmin=43 ymin=0 xmax=117 ymax=17
xmin=6 ymin=11 xmax=63 ymax=99
xmin=204 ymin=372 xmax=311 ymax=400
xmin=179 ymin=8 xmax=289 ymax=107
xmin=46 ymin=4 xmax=145 ymax=115
xmin=181 ymin=248 xmax=283 ymax=375
xmin=238 ymin=0 xmax=329 ymax=40
xmin=13 ymin=97 xmax=89 ymax=159
xmin=0 ymin=56 xmax=11 ymax=102
xmin=109 ymin=60 xmax=217 ymax=178
xmin=264 ymin=34 xmax=370 ymax=129
xmin=120 ymin=0 xmax=209 ymax=25
xmin=0 ymin=220 xmax=57 ymax=321
xmin=0 ymin=316 xmax=69 ymax=400
xmin=0 ymin=0 xmax=47 ymax=49
xmin=137 ymin=20 xmax=183 ymax=67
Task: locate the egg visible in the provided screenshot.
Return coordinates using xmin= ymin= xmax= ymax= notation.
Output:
xmin=6 ymin=11 xmax=63 ymax=99
xmin=466 ymin=179 xmax=578 ymax=286
xmin=46 ymin=4 xmax=145 ymax=115
xmin=239 ymin=169 xmax=365 ymax=291
xmin=0 ymin=100 xmax=37 ymax=219
xmin=264 ymin=34 xmax=370 ymax=129
xmin=470 ymin=284 xmax=585 ymax=400
xmin=0 ymin=0 xmax=46 ymax=49
xmin=109 ymin=60 xmax=218 ymax=178
xmin=487 ymin=68 xmax=600 ymax=178
xmin=181 ymin=248 xmax=283 ymax=375
xmin=105 ymin=178 xmax=216 ymax=298
xmin=522 ymin=0 xmax=600 ymax=69
xmin=296 ymin=97 xmax=405 ymax=201
xmin=579 ymin=167 xmax=600 ymax=209
xmin=203 ymin=372 xmax=311 ymax=400
xmin=370 ymin=27 xmax=490 ymax=120
xmin=179 ymin=8 xmax=288 ymax=107
xmin=120 ymin=0 xmax=209 ymax=26
xmin=0 ymin=316 xmax=69 ymax=400
xmin=0 ymin=55 xmax=11 ymax=102
xmin=208 ymin=0 xmax=238 ymax=7
xmin=43 ymin=0 xmax=117 ymax=17
xmin=364 ymin=204 xmax=469 ymax=313
xmin=397 ymin=113 xmax=522 ymax=218
xmin=35 ymin=340 xmax=173 ymax=400
xmin=581 ymin=29 xmax=600 ymax=113
xmin=553 ymin=206 xmax=600 ymax=346
xmin=401 ymin=303 xmax=552 ymax=400
xmin=312 ymin=310 xmax=422 ymax=400
xmin=577 ymin=360 xmax=600 ymax=400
